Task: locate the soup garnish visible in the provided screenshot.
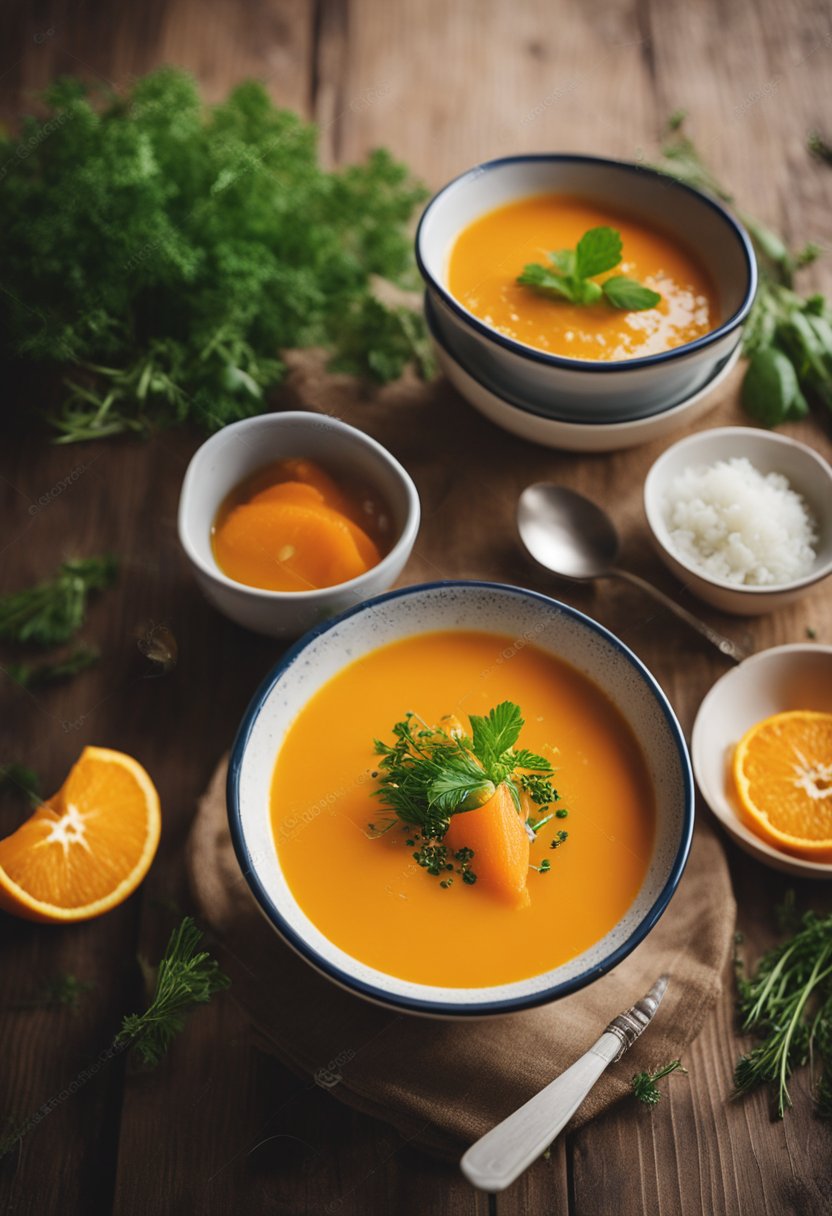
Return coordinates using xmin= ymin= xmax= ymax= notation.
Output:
xmin=518 ymin=225 xmax=661 ymax=312
xmin=371 ymin=702 xmax=564 ymax=906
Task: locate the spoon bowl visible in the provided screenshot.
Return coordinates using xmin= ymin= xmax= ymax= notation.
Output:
xmin=517 ymin=483 xmax=749 ymax=664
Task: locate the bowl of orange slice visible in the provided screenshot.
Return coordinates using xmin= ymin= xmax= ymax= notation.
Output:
xmin=692 ymin=644 xmax=832 ymax=878
xmin=0 ymin=747 xmax=161 ymax=922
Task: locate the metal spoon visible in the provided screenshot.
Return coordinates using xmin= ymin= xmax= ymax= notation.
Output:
xmin=517 ymin=483 xmax=750 ymax=664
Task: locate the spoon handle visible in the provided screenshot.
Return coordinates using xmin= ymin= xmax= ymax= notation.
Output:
xmin=610 ymin=568 xmax=751 ymax=663
xmin=460 ymin=1031 xmax=619 ymax=1193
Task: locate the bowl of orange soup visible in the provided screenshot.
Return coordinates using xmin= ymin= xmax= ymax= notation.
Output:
xmin=178 ymin=412 xmax=420 ymax=638
xmin=416 ymin=156 xmax=756 ymax=422
xmin=228 ymin=581 xmax=694 ymax=1016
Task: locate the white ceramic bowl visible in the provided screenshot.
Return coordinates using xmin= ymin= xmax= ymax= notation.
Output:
xmin=178 ymin=412 xmax=420 ymax=638
xmin=692 ymin=644 xmax=832 ymax=879
xmin=428 ymin=295 xmax=741 ymax=453
xmin=644 ymin=427 xmax=832 ymax=616
xmin=416 ymin=155 xmax=756 ymax=422
xmin=227 ymin=581 xmax=694 ymax=1017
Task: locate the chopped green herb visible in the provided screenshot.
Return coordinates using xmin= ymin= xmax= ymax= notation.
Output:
xmin=371 ymin=702 xmax=560 ymax=888
xmin=6 ymin=643 xmax=99 ymax=688
xmin=518 ymin=226 xmax=661 ymax=312
xmin=550 ymin=830 xmax=569 ymax=849
xmin=0 ymin=557 xmax=117 ymax=646
xmin=632 ymin=1059 xmax=687 ymax=1106
xmin=117 ymin=917 xmax=229 ymax=1067
xmin=531 ymin=858 xmax=552 ymax=875
xmin=809 ymin=132 xmax=832 ymax=166
xmin=555 ymin=808 xmax=569 ymax=819
xmin=734 ymin=907 xmax=832 ymax=1117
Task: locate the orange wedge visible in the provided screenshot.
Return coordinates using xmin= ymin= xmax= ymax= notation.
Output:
xmin=0 ymin=747 xmax=161 ymax=922
xmin=445 ymin=781 xmax=530 ymax=906
xmin=732 ymin=710 xmax=832 ymax=861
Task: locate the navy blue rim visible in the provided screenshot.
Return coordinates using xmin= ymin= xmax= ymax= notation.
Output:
xmin=414 ymin=153 xmax=757 ymax=375
xmin=424 ymin=291 xmax=735 ymax=424
xmin=227 ymin=580 xmax=695 ymax=1017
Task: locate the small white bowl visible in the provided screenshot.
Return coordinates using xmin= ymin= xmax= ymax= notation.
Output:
xmin=428 ymin=299 xmax=740 ymax=453
xmin=178 ymin=413 xmax=420 ymax=638
xmin=644 ymin=427 xmax=832 ymax=615
xmin=692 ymin=644 xmax=832 ymax=879
xmin=228 ymin=581 xmax=694 ymax=1017
xmin=416 ymin=155 xmax=756 ymax=421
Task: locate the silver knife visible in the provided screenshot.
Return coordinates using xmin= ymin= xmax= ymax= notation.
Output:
xmin=460 ymin=974 xmax=669 ymax=1193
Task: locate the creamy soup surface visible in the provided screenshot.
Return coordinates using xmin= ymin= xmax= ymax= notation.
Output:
xmin=271 ymin=630 xmax=656 ymax=988
xmin=448 ymin=193 xmax=719 ymax=362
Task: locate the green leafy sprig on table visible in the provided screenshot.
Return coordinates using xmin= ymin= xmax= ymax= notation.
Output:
xmin=0 ymin=556 xmax=116 ymax=647
xmin=371 ymin=702 xmax=561 ymax=886
xmin=517 ymin=226 xmax=662 ymax=311
xmin=117 ymin=917 xmax=230 ymax=1067
xmin=632 ymin=1058 xmax=687 ymax=1107
xmin=0 ymin=918 xmax=228 ymax=1160
xmin=6 ymin=642 xmax=100 ymax=689
xmin=734 ymin=908 xmax=832 ymax=1119
xmin=0 ymin=69 xmax=431 ymax=444
xmin=655 ymin=113 xmax=832 ymax=427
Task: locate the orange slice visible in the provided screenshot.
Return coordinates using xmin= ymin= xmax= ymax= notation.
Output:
xmin=0 ymin=746 xmax=161 ymax=922
xmin=444 ymin=781 xmax=530 ymax=906
xmin=732 ymin=710 xmax=832 ymax=861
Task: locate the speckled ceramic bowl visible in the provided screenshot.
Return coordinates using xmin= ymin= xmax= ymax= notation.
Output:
xmin=228 ymin=581 xmax=694 ymax=1017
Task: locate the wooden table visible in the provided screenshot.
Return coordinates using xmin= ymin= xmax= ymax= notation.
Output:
xmin=1 ymin=2 xmax=831 ymax=1212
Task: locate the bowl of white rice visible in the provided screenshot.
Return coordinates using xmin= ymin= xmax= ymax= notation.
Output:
xmin=643 ymin=427 xmax=832 ymax=615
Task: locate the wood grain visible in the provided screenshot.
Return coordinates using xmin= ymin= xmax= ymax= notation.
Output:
xmin=0 ymin=1 xmax=831 ymax=1214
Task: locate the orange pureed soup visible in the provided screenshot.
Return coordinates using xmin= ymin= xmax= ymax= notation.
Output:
xmin=448 ymin=193 xmax=718 ymax=362
xmin=271 ymin=630 xmax=656 ymax=988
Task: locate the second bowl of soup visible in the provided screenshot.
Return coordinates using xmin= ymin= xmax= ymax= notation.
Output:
xmin=416 ymin=155 xmax=756 ymax=421
xmin=228 ymin=581 xmax=694 ymax=1016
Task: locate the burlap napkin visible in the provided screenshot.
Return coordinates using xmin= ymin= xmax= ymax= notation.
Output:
xmin=187 ymin=757 xmax=735 ymax=1159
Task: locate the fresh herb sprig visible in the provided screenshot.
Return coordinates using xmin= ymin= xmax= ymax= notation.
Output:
xmin=0 ymin=70 xmax=430 ymax=443
xmin=734 ymin=909 xmax=832 ymax=1118
xmin=632 ymin=1059 xmax=687 ymax=1106
xmin=655 ymin=114 xmax=832 ymax=427
xmin=372 ymin=702 xmax=556 ymax=839
xmin=0 ymin=557 xmax=117 ymax=647
xmin=518 ymin=226 xmax=661 ymax=311
xmin=117 ymin=917 xmax=230 ymax=1067
xmin=6 ymin=642 xmax=100 ymax=688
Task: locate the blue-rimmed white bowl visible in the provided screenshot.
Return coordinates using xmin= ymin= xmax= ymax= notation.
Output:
xmin=227 ymin=581 xmax=694 ymax=1018
xmin=416 ymin=155 xmax=756 ymax=423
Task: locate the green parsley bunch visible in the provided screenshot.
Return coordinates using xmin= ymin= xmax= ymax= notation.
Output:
xmin=0 ymin=69 xmax=431 ymax=442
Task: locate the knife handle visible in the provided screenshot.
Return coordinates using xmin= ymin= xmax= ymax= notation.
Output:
xmin=460 ymin=1031 xmax=620 ymax=1193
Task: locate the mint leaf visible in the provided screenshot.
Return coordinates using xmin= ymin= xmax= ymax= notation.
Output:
xmin=549 ymin=248 xmax=576 ymax=276
xmin=602 ymin=276 xmax=661 ymax=311
xmin=574 ymin=226 xmax=622 ymax=279
xmin=573 ymin=278 xmax=604 ymax=306
xmin=470 ymin=702 xmax=524 ymax=771
xmin=517 ymin=263 xmax=578 ymax=302
xmin=517 ymin=227 xmax=661 ymax=313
